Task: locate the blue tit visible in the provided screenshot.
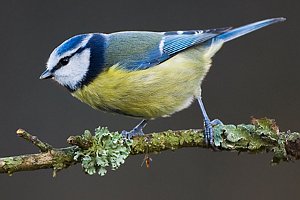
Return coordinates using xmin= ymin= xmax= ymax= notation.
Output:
xmin=40 ymin=17 xmax=285 ymax=146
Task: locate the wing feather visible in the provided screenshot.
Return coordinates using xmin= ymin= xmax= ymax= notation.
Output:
xmin=107 ymin=28 xmax=231 ymax=70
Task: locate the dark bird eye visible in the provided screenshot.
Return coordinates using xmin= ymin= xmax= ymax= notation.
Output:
xmin=59 ymin=57 xmax=70 ymax=66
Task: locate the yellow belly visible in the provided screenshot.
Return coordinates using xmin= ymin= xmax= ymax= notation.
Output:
xmin=72 ymin=45 xmax=219 ymax=119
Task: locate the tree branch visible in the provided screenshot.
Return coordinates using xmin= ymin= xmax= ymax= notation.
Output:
xmin=1 ymin=118 xmax=300 ymax=176
xmin=16 ymin=129 xmax=53 ymax=152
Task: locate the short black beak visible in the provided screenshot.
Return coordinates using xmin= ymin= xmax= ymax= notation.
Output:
xmin=39 ymin=69 xmax=53 ymax=79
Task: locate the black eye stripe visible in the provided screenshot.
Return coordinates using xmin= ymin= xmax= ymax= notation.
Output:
xmin=51 ymin=57 xmax=70 ymax=73
xmin=51 ymin=48 xmax=84 ymax=73
xmin=51 ymin=62 xmax=62 ymax=72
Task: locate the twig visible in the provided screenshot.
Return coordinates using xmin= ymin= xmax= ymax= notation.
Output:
xmin=0 ymin=118 xmax=300 ymax=175
xmin=16 ymin=129 xmax=52 ymax=152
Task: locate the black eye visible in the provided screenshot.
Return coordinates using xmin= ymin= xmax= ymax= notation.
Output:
xmin=59 ymin=57 xmax=70 ymax=66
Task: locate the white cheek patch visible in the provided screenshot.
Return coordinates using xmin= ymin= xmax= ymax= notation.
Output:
xmin=54 ymin=48 xmax=91 ymax=90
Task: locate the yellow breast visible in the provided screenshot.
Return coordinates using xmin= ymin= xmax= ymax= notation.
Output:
xmin=72 ymin=46 xmax=218 ymax=119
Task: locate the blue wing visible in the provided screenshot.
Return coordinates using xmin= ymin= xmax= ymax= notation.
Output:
xmin=107 ymin=28 xmax=230 ymax=71
xmin=162 ymin=28 xmax=230 ymax=56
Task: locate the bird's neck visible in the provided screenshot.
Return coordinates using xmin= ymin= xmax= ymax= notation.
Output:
xmin=76 ymin=33 xmax=107 ymax=91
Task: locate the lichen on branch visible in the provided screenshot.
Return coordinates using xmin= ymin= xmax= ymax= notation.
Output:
xmin=1 ymin=118 xmax=300 ymax=176
xmin=73 ymin=127 xmax=132 ymax=176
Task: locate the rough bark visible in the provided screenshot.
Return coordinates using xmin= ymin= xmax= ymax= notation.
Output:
xmin=0 ymin=118 xmax=299 ymax=176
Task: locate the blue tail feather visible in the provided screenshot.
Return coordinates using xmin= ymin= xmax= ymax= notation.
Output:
xmin=216 ymin=17 xmax=286 ymax=43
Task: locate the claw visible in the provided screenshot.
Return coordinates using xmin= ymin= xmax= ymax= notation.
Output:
xmin=203 ymin=119 xmax=223 ymax=146
xmin=210 ymin=119 xmax=223 ymax=126
xmin=203 ymin=119 xmax=213 ymax=145
xmin=121 ymin=119 xmax=148 ymax=139
xmin=121 ymin=128 xmax=144 ymax=139
xmin=197 ymin=97 xmax=223 ymax=148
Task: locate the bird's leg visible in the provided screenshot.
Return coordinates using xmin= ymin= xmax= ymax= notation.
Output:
xmin=121 ymin=119 xmax=148 ymax=139
xmin=197 ymin=97 xmax=223 ymax=146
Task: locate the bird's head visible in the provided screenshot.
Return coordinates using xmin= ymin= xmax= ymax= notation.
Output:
xmin=40 ymin=33 xmax=106 ymax=91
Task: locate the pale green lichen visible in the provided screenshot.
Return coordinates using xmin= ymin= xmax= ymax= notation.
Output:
xmin=285 ymin=131 xmax=300 ymax=142
xmin=74 ymin=127 xmax=132 ymax=176
xmin=213 ymin=125 xmax=224 ymax=146
xmin=272 ymin=134 xmax=287 ymax=164
xmin=131 ymin=129 xmax=204 ymax=154
xmin=180 ymin=130 xmax=194 ymax=145
xmin=213 ymin=118 xmax=288 ymax=163
xmin=252 ymin=118 xmax=287 ymax=163
xmin=52 ymin=148 xmax=76 ymax=176
xmin=72 ymin=118 xmax=291 ymax=173
xmin=252 ymin=118 xmax=279 ymax=141
xmin=2 ymin=157 xmax=23 ymax=175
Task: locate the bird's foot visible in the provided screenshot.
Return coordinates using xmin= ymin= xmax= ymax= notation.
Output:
xmin=121 ymin=119 xmax=148 ymax=140
xmin=203 ymin=119 xmax=223 ymax=147
xmin=121 ymin=127 xmax=144 ymax=140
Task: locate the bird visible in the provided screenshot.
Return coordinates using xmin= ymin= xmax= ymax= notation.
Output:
xmin=40 ymin=17 xmax=285 ymax=146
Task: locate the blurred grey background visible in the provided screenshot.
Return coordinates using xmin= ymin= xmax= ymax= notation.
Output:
xmin=0 ymin=0 xmax=299 ymax=199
